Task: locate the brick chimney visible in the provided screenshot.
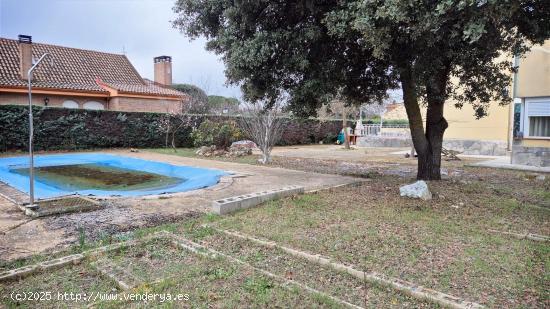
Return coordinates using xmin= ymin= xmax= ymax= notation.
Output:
xmin=154 ymin=56 xmax=172 ymax=86
xmin=18 ymin=35 xmax=33 ymax=80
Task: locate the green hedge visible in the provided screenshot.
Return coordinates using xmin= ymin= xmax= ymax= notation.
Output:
xmin=0 ymin=105 xmax=349 ymax=152
xmin=0 ymin=106 xmax=193 ymax=152
xmin=365 ymin=119 xmax=409 ymax=125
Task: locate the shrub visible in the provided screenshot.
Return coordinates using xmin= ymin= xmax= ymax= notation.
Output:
xmin=323 ymin=132 xmax=338 ymax=144
xmin=0 ymin=105 xmax=194 ymax=152
xmin=365 ymin=118 xmax=409 ymax=125
xmin=191 ymin=119 xmax=243 ymax=149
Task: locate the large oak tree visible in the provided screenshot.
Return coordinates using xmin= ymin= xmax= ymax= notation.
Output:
xmin=173 ymin=0 xmax=550 ymax=179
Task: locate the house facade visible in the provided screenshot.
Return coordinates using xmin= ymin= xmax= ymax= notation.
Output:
xmin=363 ymin=40 xmax=550 ymax=166
xmin=0 ymin=35 xmax=188 ymax=113
xmin=440 ymin=40 xmax=550 ymax=165
xmin=510 ymin=41 xmax=550 ymax=166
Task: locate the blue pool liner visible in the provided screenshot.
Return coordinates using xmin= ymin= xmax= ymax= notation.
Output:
xmin=0 ymin=153 xmax=228 ymax=199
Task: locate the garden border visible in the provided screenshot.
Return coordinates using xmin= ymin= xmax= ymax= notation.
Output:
xmin=0 ymin=230 xmax=365 ymax=309
xmin=209 ymin=227 xmax=485 ymax=309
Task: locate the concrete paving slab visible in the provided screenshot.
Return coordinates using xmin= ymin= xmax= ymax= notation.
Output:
xmin=469 ymin=156 xmax=550 ymax=173
xmin=0 ymin=196 xmax=28 ymax=233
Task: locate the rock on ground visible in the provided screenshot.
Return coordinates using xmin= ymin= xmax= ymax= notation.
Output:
xmin=399 ymin=180 xmax=432 ymax=200
xmin=196 ymin=145 xmax=217 ymax=156
xmin=230 ymin=140 xmax=257 ymax=149
xmin=228 ymin=140 xmax=256 ymax=157
xmin=196 ymin=143 xmax=253 ymax=158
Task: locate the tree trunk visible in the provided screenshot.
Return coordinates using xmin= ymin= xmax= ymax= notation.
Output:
xmin=399 ymin=60 xmax=451 ymax=180
xmin=421 ymin=61 xmax=451 ymax=180
xmin=399 ymin=64 xmax=448 ymax=180
xmin=343 ymin=108 xmax=350 ymax=149
xmin=171 ymin=131 xmax=177 ymax=153
xmin=379 ymin=114 xmax=383 ymax=135
xmin=260 ymin=151 xmax=271 ymax=164
xmin=416 ymin=90 xmax=449 ymax=180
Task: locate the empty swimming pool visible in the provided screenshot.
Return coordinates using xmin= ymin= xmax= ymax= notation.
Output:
xmin=0 ymin=153 xmax=228 ymax=199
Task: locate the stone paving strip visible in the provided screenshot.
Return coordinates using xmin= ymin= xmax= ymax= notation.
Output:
xmin=0 ymin=227 xmax=486 ymax=308
xmin=209 ymin=227 xmax=485 ymax=309
xmin=0 ymin=181 xmax=28 ymax=205
xmin=0 ymin=232 xmax=163 ymax=282
xmin=305 ymin=180 xmax=368 ymax=194
xmin=163 ymin=231 xmax=364 ymax=309
xmin=487 ymin=229 xmax=549 ymax=242
xmin=90 ymin=259 xmax=144 ymax=290
xmin=0 ymin=253 xmax=84 ymax=281
xmin=188 ymin=227 xmax=431 ymax=307
xmin=0 ymin=230 xmax=364 ymax=308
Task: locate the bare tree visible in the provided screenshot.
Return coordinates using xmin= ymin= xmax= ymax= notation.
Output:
xmin=239 ymin=102 xmax=285 ymax=164
xmin=158 ymin=97 xmax=204 ymax=152
xmin=157 ymin=112 xmax=173 ymax=148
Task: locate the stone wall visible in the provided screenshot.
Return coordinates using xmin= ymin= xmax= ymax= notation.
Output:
xmin=442 ymin=139 xmax=508 ymax=156
xmin=357 ymin=136 xmax=508 ymax=156
xmin=512 ymin=142 xmax=550 ymax=167
xmin=357 ymin=136 xmax=412 ymax=148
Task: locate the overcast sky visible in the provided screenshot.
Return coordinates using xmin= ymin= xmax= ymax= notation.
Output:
xmin=0 ymin=0 xmax=241 ymax=98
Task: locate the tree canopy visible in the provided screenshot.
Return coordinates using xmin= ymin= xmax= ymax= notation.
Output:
xmin=173 ymin=0 xmax=550 ymax=179
xmin=171 ymin=83 xmax=209 ymax=114
xmin=208 ymin=95 xmax=241 ymax=114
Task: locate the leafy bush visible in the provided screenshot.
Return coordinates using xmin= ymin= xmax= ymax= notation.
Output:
xmin=277 ymin=118 xmax=349 ymax=146
xmin=323 ymin=132 xmax=338 ymax=144
xmin=171 ymin=84 xmax=209 ymax=114
xmin=365 ymin=118 xmax=409 ymax=125
xmin=208 ymin=95 xmax=240 ymax=115
xmin=191 ymin=119 xmax=243 ymax=149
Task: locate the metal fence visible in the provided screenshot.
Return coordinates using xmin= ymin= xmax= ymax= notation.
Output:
xmin=359 ymin=124 xmax=410 ymax=137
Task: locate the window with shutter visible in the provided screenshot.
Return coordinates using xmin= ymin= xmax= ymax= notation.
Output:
xmin=525 ymin=98 xmax=550 ymax=138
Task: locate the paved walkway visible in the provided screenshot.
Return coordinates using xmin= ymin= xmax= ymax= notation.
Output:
xmin=469 ymin=156 xmax=550 ymax=173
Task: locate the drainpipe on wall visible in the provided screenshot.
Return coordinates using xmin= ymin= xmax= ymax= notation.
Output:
xmin=508 ymin=54 xmax=521 ymax=163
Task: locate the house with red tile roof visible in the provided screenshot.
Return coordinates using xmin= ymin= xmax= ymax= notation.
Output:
xmin=0 ymin=35 xmax=188 ymax=113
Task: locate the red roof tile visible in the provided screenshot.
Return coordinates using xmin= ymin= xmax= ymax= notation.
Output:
xmin=0 ymin=37 xmax=184 ymax=98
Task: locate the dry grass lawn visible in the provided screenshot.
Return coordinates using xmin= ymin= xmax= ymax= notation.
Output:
xmin=1 ymin=147 xmax=548 ymax=308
